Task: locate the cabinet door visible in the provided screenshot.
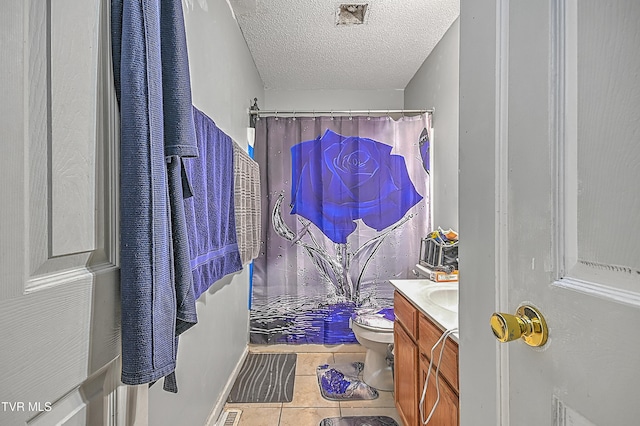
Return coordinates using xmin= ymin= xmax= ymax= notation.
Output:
xmin=395 ymin=323 xmax=418 ymax=426
xmin=418 ymin=313 xmax=459 ymax=392
xmin=419 ymin=355 xmax=459 ymax=426
xmin=395 ymin=290 xmax=418 ymax=337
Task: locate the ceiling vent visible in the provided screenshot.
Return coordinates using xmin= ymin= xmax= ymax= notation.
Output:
xmin=336 ymin=4 xmax=368 ymax=26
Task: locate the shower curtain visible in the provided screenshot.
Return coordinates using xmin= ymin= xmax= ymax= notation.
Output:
xmin=251 ymin=114 xmax=432 ymax=344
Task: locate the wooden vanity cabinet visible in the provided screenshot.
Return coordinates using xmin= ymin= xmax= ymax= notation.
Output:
xmin=394 ymin=290 xmax=419 ymax=426
xmin=394 ymin=290 xmax=459 ymax=426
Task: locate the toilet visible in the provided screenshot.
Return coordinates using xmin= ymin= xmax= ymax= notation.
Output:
xmin=349 ymin=308 xmax=395 ymax=391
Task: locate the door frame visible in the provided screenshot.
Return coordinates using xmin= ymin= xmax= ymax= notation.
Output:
xmin=458 ymin=0 xmax=505 ymax=424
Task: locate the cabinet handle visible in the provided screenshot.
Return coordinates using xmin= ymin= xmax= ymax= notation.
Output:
xmin=490 ymin=305 xmax=548 ymax=347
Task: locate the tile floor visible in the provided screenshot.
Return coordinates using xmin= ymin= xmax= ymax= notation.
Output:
xmin=223 ymin=344 xmax=402 ymax=426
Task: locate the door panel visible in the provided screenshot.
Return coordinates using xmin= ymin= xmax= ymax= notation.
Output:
xmin=505 ymin=1 xmax=640 ymax=425
xmin=50 ymin=0 xmax=99 ymax=256
xmin=0 ymin=0 xmax=120 ymax=424
xmin=574 ymin=1 xmax=640 ymax=276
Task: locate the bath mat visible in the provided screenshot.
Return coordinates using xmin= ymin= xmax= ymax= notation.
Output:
xmin=227 ymin=353 xmax=297 ymax=403
xmin=319 ymin=416 xmax=399 ymax=426
xmin=316 ymin=362 xmax=378 ymax=401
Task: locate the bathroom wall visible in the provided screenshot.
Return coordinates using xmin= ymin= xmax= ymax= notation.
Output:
xmin=404 ymin=18 xmax=460 ymax=231
xmin=264 ymin=88 xmax=404 ymax=111
xmin=147 ymin=1 xmax=264 ymax=425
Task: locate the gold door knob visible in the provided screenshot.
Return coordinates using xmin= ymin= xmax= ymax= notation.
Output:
xmin=490 ymin=305 xmax=548 ymax=347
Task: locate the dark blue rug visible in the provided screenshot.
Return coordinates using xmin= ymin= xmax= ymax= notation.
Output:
xmin=319 ymin=416 xmax=399 ymax=426
xmin=227 ymin=353 xmax=297 ymax=403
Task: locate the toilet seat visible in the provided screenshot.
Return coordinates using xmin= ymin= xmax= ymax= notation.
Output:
xmin=351 ymin=308 xmax=395 ymax=333
xmin=350 ymin=319 xmax=394 ymax=344
xmin=351 ymin=320 xmax=393 ymax=333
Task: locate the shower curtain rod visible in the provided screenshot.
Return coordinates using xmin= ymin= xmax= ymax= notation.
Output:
xmin=249 ymin=108 xmax=433 ymax=116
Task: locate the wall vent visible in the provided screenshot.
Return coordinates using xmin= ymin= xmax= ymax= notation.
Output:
xmin=336 ymin=4 xmax=368 ymax=25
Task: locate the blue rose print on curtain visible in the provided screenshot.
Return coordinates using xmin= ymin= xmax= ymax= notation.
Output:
xmin=290 ymin=129 xmax=423 ymax=244
xmin=272 ymin=129 xmax=423 ymax=303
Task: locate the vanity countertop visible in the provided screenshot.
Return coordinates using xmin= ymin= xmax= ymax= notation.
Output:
xmin=390 ymin=279 xmax=459 ymax=342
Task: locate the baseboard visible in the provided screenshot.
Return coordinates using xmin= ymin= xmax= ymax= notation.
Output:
xmin=203 ymin=346 xmax=249 ymax=426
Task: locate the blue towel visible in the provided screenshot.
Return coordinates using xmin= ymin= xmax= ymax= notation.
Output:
xmin=184 ymin=107 xmax=243 ymax=299
xmin=168 ymin=156 xmax=198 ymax=335
xmin=112 ymin=0 xmax=198 ymax=392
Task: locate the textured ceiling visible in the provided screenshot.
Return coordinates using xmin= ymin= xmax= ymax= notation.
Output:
xmin=228 ymin=0 xmax=460 ymax=90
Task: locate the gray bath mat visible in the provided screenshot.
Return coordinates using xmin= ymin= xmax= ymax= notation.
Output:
xmin=316 ymin=362 xmax=378 ymax=401
xmin=319 ymin=416 xmax=399 ymax=426
xmin=227 ymin=353 xmax=297 ymax=403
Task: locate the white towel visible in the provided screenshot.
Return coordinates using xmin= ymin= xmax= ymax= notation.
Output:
xmin=233 ymin=142 xmax=262 ymax=264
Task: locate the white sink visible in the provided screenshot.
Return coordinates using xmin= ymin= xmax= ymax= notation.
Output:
xmin=419 ymin=283 xmax=459 ymax=313
xmin=390 ymin=279 xmax=459 ymax=339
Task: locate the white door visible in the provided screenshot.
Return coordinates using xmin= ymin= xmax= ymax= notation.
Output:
xmin=0 ymin=1 xmax=125 ymax=425
xmin=460 ymin=1 xmax=640 ymax=425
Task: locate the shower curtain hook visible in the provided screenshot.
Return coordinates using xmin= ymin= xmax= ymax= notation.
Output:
xmin=330 ymin=110 xmax=334 ymax=120
xmin=292 ymin=110 xmax=296 ymax=121
xmin=386 ymin=110 xmax=390 ymax=120
xmin=275 ymin=110 xmax=279 ymax=121
xmin=349 ymin=110 xmax=353 ymax=120
xmin=312 ymin=109 xmax=316 ymax=120
xmin=367 ymin=110 xmax=371 ymax=120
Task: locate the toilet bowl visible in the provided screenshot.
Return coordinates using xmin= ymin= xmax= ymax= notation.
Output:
xmin=350 ymin=310 xmax=395 ymax=391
